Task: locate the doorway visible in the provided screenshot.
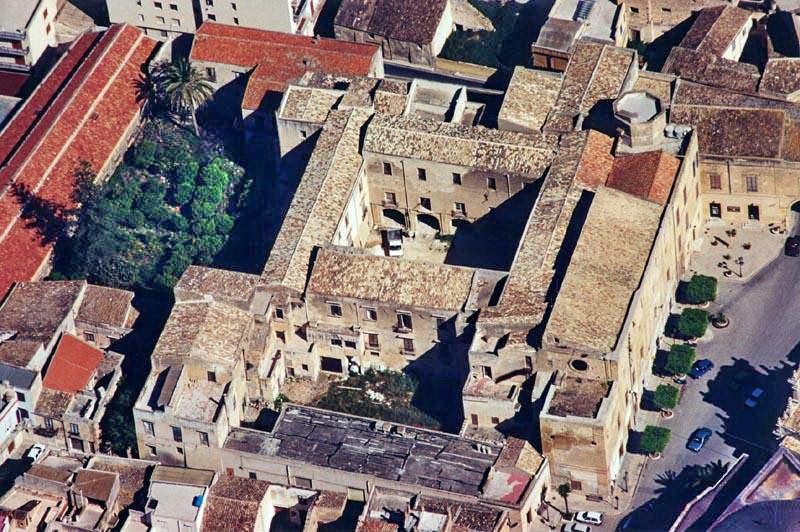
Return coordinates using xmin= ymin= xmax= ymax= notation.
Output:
xmin=320 ymin=356 xmax=343 ymax=373
xmin=710 ymin=202 xmax=721 ymax=218
xmin=748 ymin=204 xmax=760 ymax=220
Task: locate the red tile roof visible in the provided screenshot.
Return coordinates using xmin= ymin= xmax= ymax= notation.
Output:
xmin=189 ymin=22 xmax=379 ymax=111
xmin=42 ymin=333 xmax=104 ymax=394
xmin=607 ymin=150 xmax=681 ymax=205
xmin=0 ymin=24 xmax=157 ymax=298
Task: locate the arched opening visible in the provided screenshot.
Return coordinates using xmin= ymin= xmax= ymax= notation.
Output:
xmin=791 ymin=201 xmax=800 ymax=230
xmin=451 ymin=218 xmax=471 ymax=231
xmin=416 ymin=213 xmax=440 ymax=235
xmin=382 ymin=208 xmax=406 ymax=228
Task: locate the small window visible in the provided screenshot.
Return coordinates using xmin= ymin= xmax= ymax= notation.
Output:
xmin=199 ymin=431 xmax=209 ymax=446
xmin=45 ymin=22 xmax=51 ymax=33
xmin=43 ymin=8 xmax=48 ymax=17
xmin=383 ymin=162 xmax=392 ymax=176
xmin=709 ymin=174 xmax=721 ymax=190
xmin=143 ymin=420 xmax=155 ymax=435
xmin=470 ymin=414 xmax=479 ymax=425
xmin=171 ymin=426 xmax=183 ymax=443
xmin=275 ymin=308 xmax=285 ymax=320
xmin=154 ymin=1 xmax=162 ymax=8
xmin=207 ymin=371 xmax=216 ymax=382
xmin=171 ymin=18 xmax=181 ymax=26
xmin=491 ymin=417 xmax=500 ymax=424
xmin=206 ymin=0 xmax=213 ymax=4
xmin=159 ymin=30 xmax=168 ymax=37
xmin=300 ymin=129 xmax=308 ymax=139
xmin=487 ymin=177 xmax=497 ymax=190
xmin=367 ymin=333 xmax=380 ymax=348
xmin=15 ymin=392 xmax=24 ymax=402
xmin=249 ymin=471 xmax=257 ymax=479
xmin=330 ymin=337 xmax=343 ymax=347
xmin=233 ymin=17 xmax=239 ymax=24
xmin=276 ymin=331 xmax=286 ymax=343
xmin=364 ymin=308 xmax=377 ymax=321
xmin=630 ymin=6 xmax=639 ymax=13
xmin=570 ymin=480 xmax=582 ymax=491
xmin=329 ymin=303 xmax=343 ymax=317
xmin=396 ymin=312 xmax=413 ymax=330
xmin=420 ymin=197 xmax=431 ymax=210
xmin=69 ymin=423 xmax=79 ymax=434
xmin=170 ymin=3 xmax=178 ymax=9
xmin=745 ymin=175 xmax=758 ymax=192
xmin=301 ymin=364 xmax=309 ymax=371
xmin=662 ymin=7 xmax=671 ymax=13
xmin=345 ymin=340 xmax=357 ymax=349
xmin=231 ymin=1 xmax=237 ymax=9
xmin=402 ymin=338 xmax=415 ymax=353
xmin=205 ymin=67 xmax=216 ymax=82
xmin=138 ymin=13 xmax=145 ymax=21
xmin=370 ymin=351 xmax=380 ymax=357
xmin=156 ymin=15 xmax=165 ymax=23
xmin=208 ymin=13 xmax=216 ymax=20
xmin=44 ymin=417 xmax=54 ymax=429
xmin=176 ymin=446 xmax=184 ymax=455
xmin=147 ymin=445 xmax=157 ymax=456
xmin=454 ymin=202 xmax=466 ymax=215
xmin=294 ymin=476 xmax=313 ymax=489
xmin=417 ymin=168 xmax=427 ymax=181
xmin=384 ymin=191 xmax=397 ymax=205
xmin=452 ymin=172 xmax=462 ymax=185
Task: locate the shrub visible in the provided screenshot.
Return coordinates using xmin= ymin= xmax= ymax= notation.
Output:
xmin=666 ymin=343 xmax=696 ymax=375
xmin=653 ymin=384 xmax=680 ymax=411
xmin=683 ymin=274 xmax=717 ymax=304
xmin=678 ymin=308 xmax=709 ymax=338
xmin=641 ymin=426 xmax=671 ymax=455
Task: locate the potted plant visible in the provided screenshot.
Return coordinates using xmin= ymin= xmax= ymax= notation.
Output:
xmin=653 ymin=384 xmax=680 ymax=419
xmin=666 ymin=343 xmax=696 ymax=382
xmin=678 ymin=308 xmax=709 ymax=339
xmin=711 ymin=312 xmax=729 ymax=329
xmin=641 ymin=426 xmax=671 ymax=459
xmin=743 ymin=242 xmax=751 ymax=250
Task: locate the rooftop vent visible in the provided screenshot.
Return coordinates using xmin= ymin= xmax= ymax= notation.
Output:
xmin=574 ymin=0 xmax=595 ymax=21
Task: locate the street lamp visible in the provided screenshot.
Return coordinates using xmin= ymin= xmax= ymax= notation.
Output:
xmin=735 ymin=256 xmax=744 ymax=278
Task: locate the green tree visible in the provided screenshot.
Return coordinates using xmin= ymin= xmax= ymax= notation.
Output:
xmin=99 ymin=384 xmax=137 ymax=455
xmin=557 ymin=483 xmax=572 ymax=515
xmin=683 ymin=274 xmax=717 ymax=304
xmin=641 ymin=426 xmax=671 ymax=456
xmin=158 ymin=58 xmax=213 ymax=136
xmin=653 ymin=384 xmax=680 ymax=413
xmin=132 ymin=139 xmax=157 ymax=169
xmin=678 ymin=308 xmax=709 ymax=339
xmin=666 ymin=343 xmax=696 ymax=376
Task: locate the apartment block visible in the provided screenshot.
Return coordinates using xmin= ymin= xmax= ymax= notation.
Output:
xmin=0 ymin=0 xmax=58 ymax=72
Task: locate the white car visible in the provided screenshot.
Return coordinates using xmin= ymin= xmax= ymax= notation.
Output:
xmin=745 ymin=387 xmax=764 ymax=408
xmin=26 ymin=443 xmax=46 ymax=462
xmin=382 ymin=229 xmax=403 ymax=257
xmin=575 ymin=511 xmax=603 ymax=525
xmin=562 ymin=523 xmax=591 ymax=532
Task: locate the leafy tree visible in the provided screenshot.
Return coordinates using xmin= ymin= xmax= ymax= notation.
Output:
xmin=678 ymin=308 xmax=709 ymax=339
xmin=682 ymin=274 xmax=717 ymax=304
xmin=653 ymin=384 xmax=680 ymax=413
xmin=173 ymin=179 xmax=195 ymax=205
xmin=99 ymin=383 xmax=137 ymax=455
xmin=557 ymin=483 xmax=572 ymax=515
xmin=132 ymin=139 xmax=157 ymax=169
xmin=641 ymin=425 xmax=671 ymax=456
xmin=666 ymin=344 xmax=696 ymax=376
xmin=158 ymin=57 xmax=213 ymax=136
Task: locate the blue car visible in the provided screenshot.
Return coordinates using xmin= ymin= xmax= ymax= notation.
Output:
xmin=689 ymin=359 xmax=714 ymax=379
xmin=687 ymin=428 xmax=713 ymax=452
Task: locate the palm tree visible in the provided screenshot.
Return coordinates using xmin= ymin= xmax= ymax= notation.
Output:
xmin=557 ymin=482 xmax=572 ymax=515
xmin=158 ymin=58 xmax=213 ymax=136
xmin=134 ymin=63 xmax=165 ymax=119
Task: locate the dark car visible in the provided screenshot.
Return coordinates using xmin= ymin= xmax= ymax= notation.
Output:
xmin=689 ymin=359 xmax=714 ymax=379
xmin=786 ymin=236 xmax=800 ymax=257
xmin=687 ymin=427 xmax=713 ymax=452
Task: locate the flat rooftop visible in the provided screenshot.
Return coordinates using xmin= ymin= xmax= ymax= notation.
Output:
xmin=0 ymin=0 xmax=38 ymax=34
xmin=548 ymin=0 xmax=618 ymax=42
xmin=547 ymin=376 xmax=611 ymax=418
xmin=225 ymin=405 xmax=513 ymax=501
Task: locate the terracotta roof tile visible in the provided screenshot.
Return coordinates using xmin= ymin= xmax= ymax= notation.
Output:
xmin=77 ymin=285 xmax=134 ymax=329
xmin=0 ymin=280 xmax=85 ymax=341
xmin=42 ymin=333 xmax=104 ymax=394
xmin=334 ymin=0 xmax=449 ymax=44
xmin=607 ymin=150 xmax=680 ymax=204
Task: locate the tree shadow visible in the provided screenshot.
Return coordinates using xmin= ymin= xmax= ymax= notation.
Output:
xmin=9 ymin=182 xmax=68 ymax=245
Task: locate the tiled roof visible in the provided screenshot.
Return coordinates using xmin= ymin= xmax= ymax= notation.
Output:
xmin=89 ymin=458 xmax=153 ymax=510
xmin=0 ymin=25 xmax=157 ymax=297
xmin=189 ymin=22 xmax=378 ymax=111
xmin=73 ymin=469 xmax=118 ymax=502
xmin=498 ymin=67 xmax=562 ymax=132
xmin=262 ymin=109 xmax=370 ymax=292
xmin=679 ymin=6 xmax=751 ymax=57
xmin=279 ymin=85 xmax=343 ymax=124
xmin=175 ymin=265 xmax=262 ymax=305
xmin=606 ymin=150 xmax=681 ymax=205
xmin=34 ymin=387 xmax=73 ymax=418
xmin=42 ymin=333 xmax=104 ymax=394
xmin=151 ymin=300 xmax=252 ymax=367
xmin=546 ymin=187 xmax=663 ymax=353
xmin=202 ymin=476 xmax=269 ymax=532
xmin=76 ymin=285 xmax=135 ymax=329
xmin=334 ymin=0 xmax=449 ymax=44
xmin=307 ymin=247 xmax=476 ymax=311
xmin=760 ymin=59 xmax=800 ymax=96
xmin=662 ymin=47 xmax=760 ymax=93
xmin=0 ymin=340 xmax=41 ymax=368
xmin=0 ymin=280 xmax=85 ymax=342
xmin=364 ymin=113 xmax=557 ymax=175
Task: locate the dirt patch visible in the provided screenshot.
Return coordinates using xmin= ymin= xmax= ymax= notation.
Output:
xmin=282 ymin=376 xmax=335 ymax=405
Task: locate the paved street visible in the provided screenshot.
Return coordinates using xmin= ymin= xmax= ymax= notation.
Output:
xmin=616 ymin=250 xmax=800 ymax=529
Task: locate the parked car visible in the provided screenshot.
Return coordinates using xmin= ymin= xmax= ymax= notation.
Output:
xmin=745 ymin=387 xmax=765 ymax=408
xmin=563 ymin=523 xmax=591 ymax=532
xmin=25 ymin=443 xmax=46 ymax=462
xmin=786 ymin=236 xmax=800 ymax=257
xmin=575 ymin=511 xmax=603 ymax=525
xmin=689 ymin=359 xmax=715 ymax=379
xmin=687 ymin=427 xmax=713 ymax=452
xmin=382 ymin=228 xmax=403 ymax=257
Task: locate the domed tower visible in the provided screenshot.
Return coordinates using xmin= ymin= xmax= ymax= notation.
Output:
xmin=613 ymin=90 xmax=666 ymax=150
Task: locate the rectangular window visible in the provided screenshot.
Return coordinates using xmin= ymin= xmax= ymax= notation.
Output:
xmin=15 ymin=392 xmax=24 ymax=402
xmin=345 ymin=340 xmax=357 ymax=349
xmin=199 ymin=431 xmax=209 ymax=446
xmin=84 ymin=332 xmax=95 ymax=343
xmin=417 ymin=168 xmax=427 ymax=181
xmin=154 ymin=1 xmax=162 ymax=8
xmin=329 ymin=303 xmax=343 ymax=317
xmin=147 ymin=445 xmax=157 ymax=456
xmin=402 ymin=338 xmax=415 ymax=353
xmin=294 ymin=477 xmax=312 ymax=489
xmin=43 ymin=8 xmax=48 ymax=17
xmin=367 ymin=333 xmax=380 ymax=348
xmin=171 ymin=426 xmax=183 ymax=443
xmin=231 ymin=2 xmax=237 ymax=9
xmin=487 ymin=177 xmax=497 ymax=190
xmin=156 ymin=15 xmax=165 ymax=23
xmin=470 ymin=414 xmax=478 ymax=425
xmin=249 ymin=471 xmax=257 ymax=479
xmin=170 ymin=3 xmax=178 ymax=9
xmin=383 ymin=162 xmax=392 ymax=176
xmin=171 ymin=18 xmax=180 ymax=26
xmin=570 ymin=480 xmax=582 ymax=491
xmin=384 ymin=191 xmax=396 ymax=205
xmin=709 ymin=174 xmax=721 ymax=190
xmin=491 ymin=417 xmax=500 ymax=424
xmin=207 ymin=13 xmax=216 ymax=20
xmin=364 ymin=308 xmax=377 ymax=321
xmin=300 ymin=129 xmax=308 ymax=139
xmin=452 ymin=172 xmax=462 ymax=185
xmin=206 ymin=0 xmax=213 ymax=4
xmin=159 ymin=30 xmax=168 ymax=37
xmin=745 ymin=175 xmax=758 ymax=192
xmin=45 ymin=418 xmax=54 ymax=429
xmin=454 ymin=202 xmax=466 ymax=215
xmin=396 ymin=312 xmax=413 ymax=331
xmin=207 ymin=371 xmax=216 ymax=382
xmin=370 ymin=351 xmax=380 ymax=357
xmin=138 ymin=13 xmax=145 ymax=22
xmin=420 ymin=197 xmax=431 ymax=210
xmin=276 ymin=330 xmax=286 ymax=343
xmin=630 ymin=6 xmax=639 ymax=13
xmin=69 ymin=423 xmax=79 ymax=434
xmin=330 ymin=337 xmax=343 ymax=347
xmin=205 ymin=67 xmax=216 ymax=82
xmin=143 ymin=420 xmax=155 ymax=435
xmin=275 ymin=308 xmax=285 ymax=320
xmin=233 ymin=17 xmax=239 ymax=24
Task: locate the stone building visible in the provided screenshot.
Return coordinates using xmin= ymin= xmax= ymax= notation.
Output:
xmin=622 ymin=0 xmax=738 ymax=43
xmin=334 ymin=0 xmax=454 ymax=67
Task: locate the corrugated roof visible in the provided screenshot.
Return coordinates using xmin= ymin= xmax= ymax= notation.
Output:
xmin=150 ymin=465 xmax=215 ymax=487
